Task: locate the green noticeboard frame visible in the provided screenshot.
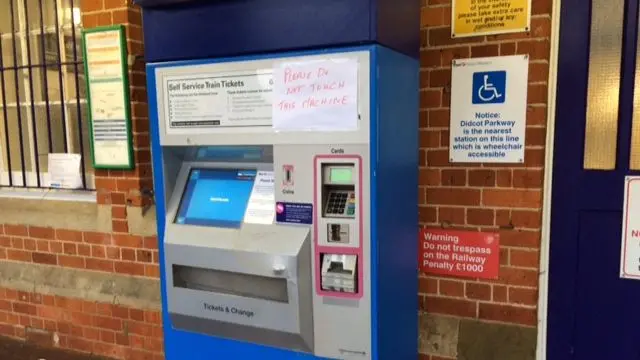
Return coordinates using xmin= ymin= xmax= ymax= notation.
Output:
xmin=82 ymin=25 xmax=134 ymax=170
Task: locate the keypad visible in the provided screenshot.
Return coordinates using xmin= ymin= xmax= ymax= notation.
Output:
xmin=325 ymin=191 xmax=356 ymax=216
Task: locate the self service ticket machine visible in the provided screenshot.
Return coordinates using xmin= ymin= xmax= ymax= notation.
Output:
xmin=137 ymin=0 xmax=419 ymax=359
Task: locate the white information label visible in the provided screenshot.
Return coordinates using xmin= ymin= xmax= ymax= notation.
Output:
xmin=85 ymin=28 xmax=131 ymax=168
xmin=48 ymin=153 xmax=82 ymax=189
xmin=244 ymin=171 xmax=275 ymax=225
xmin=450 ymin=55 xmax=529 ymax=163
xmin=620 ymin=176 xmax=640 ymax=280
xmin=164 ymin=71 xmax=273 ymax=130
xmin=272 ymin=58 xmax=359 ymax=132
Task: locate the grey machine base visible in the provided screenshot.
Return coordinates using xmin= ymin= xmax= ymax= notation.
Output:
xmin=169 ymin=313 xmax=313 ymax=353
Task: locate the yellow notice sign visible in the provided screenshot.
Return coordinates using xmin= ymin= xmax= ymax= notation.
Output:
xmin=452 ymin=0 xmax=531 ymax=38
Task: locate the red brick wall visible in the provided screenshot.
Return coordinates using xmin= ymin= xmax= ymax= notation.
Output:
xmin=0 ymin=287 xmax=162 ymax=360
xmin=0 ymin=225 xmax=159 ymax=277
xmin=0 ymin=1 xmax=160 ymax=359
xmin=83 ymin=0 xmax=153 ymax=215
xmin=418 ymin=0 xmax=551 ymax=339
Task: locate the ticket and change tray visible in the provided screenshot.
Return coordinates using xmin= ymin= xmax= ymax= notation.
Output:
xmin=164 ymin=160 xmax=313 ymax=351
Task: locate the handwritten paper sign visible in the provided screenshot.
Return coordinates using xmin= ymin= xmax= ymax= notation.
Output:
xmin=272 ymin=58 xmax=359 ymax=131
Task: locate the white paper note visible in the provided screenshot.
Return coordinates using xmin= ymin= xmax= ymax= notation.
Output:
xmin=48 ymin=153 xmax=83 ymax=189
xmin=272 ymin=58 xmax=359 ymax=131
xmin=244 ymin=171 xmax=276 ymax=225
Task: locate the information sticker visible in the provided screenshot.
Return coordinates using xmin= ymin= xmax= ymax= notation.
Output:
xmin=276 ymin=202 xmax=313 ymax=225
xmin=164 ymin=70 xmax=273 ymax=131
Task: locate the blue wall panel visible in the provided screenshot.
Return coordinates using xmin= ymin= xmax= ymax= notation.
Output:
xmin=372 ymin=46 xmax=419 ymax=360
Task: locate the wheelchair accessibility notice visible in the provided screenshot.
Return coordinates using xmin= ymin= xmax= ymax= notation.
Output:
xmin=449 ymin=55 xmax=528 ymax=163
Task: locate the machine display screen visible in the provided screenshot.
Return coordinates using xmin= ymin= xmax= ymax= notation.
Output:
xmin=175 ymin=168 xmax=256 ymax=228
xmin=330 ymin=168 xmax=353 ymax=183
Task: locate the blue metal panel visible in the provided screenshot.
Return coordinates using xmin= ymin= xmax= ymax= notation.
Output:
xmin=376 ymin=0 xmax=421 ymax=60
xmin=572 ymin=211 xmax=640 ymax=359
xmin=548 ymin=1 xmax=592 ymax=355
xmin=134 ymin=0 xmax=419 ymax=63
xmin=548 ymin=0 xmax=640 ymax=358
xmin=371 ymin=46 xmax=419 ymax=360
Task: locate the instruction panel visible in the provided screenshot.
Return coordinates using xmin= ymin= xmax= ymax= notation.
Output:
xmin=164 ymin=71 xmax=273 ymax=130
xmin=452 ymin=0 xmax=531 ymax=37
xmin=450 ymin=55 xmax=529 ymax=163
xmin=620 ymin=176 xmax=640 ymax=280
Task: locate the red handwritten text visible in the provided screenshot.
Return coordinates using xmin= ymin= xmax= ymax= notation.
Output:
xmin=278 ymin=101 xmax=296 ymax=111
xmin=279 ymin=64 xmax=352 ymax=113
xmin=310 ymin=81 xmax=345 ymax=92
xmin=283 ymin=67 xmax=312 ymax=84
xmin=302 ymin=95 xmax=348 ymax=108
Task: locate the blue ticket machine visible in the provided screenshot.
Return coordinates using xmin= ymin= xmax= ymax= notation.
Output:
xmin=136 ymin=1 xmax=420 ymax=359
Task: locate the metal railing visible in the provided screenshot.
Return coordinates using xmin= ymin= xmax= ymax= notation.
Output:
xmin=0 ymin=0 xmax=93 ymax=190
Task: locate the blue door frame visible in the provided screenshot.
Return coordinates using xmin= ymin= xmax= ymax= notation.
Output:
xmin=549 ymin=0 xmax=640 ymax=358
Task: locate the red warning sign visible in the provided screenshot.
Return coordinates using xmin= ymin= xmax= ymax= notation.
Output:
xmin=419 ymin=228 xmax=500 ymax=279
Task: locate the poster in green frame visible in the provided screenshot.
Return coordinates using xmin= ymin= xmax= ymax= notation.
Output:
xmin=82 ymin=25 xmax=134 ymax=170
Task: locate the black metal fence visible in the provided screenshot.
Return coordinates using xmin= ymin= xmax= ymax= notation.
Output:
xmin=0 ymin=0 xmax=93 ymax=190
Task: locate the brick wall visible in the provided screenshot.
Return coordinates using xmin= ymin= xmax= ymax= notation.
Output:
xmin=0 ymin=287 xmax=163 ymax=360
xmin=84 ymin=0 xmax=153 ymax=214
xmin=0 ymin=225 xmax=159 ymax=278
xmin=418 ymin=0 xmax=552 ymax=358
xmin=0 ymin=1 xmax=161 ymax=359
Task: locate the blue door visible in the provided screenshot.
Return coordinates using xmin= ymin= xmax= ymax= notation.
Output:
xmin=549 ymin=0 xmax=640 ymax=358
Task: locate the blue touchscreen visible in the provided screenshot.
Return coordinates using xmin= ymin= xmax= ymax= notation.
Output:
xmin=175 ymin=168 xmax=256 ymax=228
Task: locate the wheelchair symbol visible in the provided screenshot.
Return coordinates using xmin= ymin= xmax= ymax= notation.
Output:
xmin=472 ymin=71 xmax=506 ymax=104
xmin=478 ymin=74 xmax=502 ymax=101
